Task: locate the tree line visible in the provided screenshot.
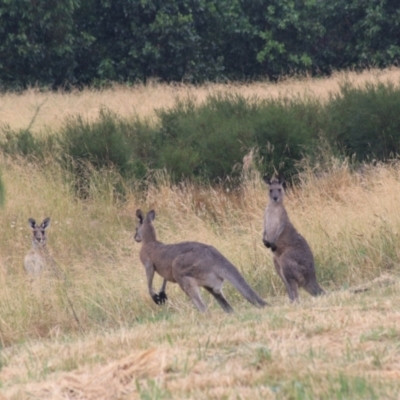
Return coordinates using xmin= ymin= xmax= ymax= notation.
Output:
xmin=0 ymin=0 xmax=399 ymax=89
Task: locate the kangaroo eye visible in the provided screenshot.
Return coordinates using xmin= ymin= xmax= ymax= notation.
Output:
xmin=269 ymin=189 xmax=273 ymax=193
xmin=278 ymin=189 xmax=281 ymax=193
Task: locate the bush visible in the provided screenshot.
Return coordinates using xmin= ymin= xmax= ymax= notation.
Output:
xmin=59 ymin=109 xmax=135 ymax=173
xmin=4 ymin=81 xmax=400 ymax=192
xmin=325 ymin=81 xmax=400 ymax=161
xmin=153 ymin=93 xmax=323 ymax=181
xmin=0 ymin=127 xmax=47 ymax=158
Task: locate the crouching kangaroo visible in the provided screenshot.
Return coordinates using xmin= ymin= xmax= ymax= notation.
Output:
xmin=262 ymin=176 xmax=325 ymax=302
xmin=24 ymin=217 xmax=58 ymax=277
xmin=134 ymin=209 xmax=268 ymax=313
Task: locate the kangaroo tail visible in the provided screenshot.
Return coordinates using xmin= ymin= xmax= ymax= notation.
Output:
xmin=304 ymin=279 xmax=325 ymax=297
xmin=221 ymin=264 xmax=268 ymax=307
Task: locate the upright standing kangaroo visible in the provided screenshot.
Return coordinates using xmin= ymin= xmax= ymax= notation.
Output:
xmin=134 ymin=209 xmax=268 ymax=313
xmin=24 ymin=217 xmax=56 ymax=277
xmin=262 ymin=176 xmax=325 ymax=301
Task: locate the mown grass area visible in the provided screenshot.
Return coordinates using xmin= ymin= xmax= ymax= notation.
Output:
xmin=0 ymin=72 xmax=400 ymax=398
xmin=2 ymin=282 xmax=400 ymax=399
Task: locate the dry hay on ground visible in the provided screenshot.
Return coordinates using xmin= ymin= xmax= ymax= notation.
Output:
xmin=349 ymin=274 xmax=397 ymax=294
xmin=5 ymin=349 xmax=164 ymax=400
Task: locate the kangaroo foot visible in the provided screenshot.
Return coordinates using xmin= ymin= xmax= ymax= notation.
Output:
xmin=158 ymin=291 xmax=168 ymax=303
xmin=152 ymin=291 xmax=168 ymax=305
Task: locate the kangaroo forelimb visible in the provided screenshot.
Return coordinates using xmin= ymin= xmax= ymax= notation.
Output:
xmin=263 ymin=239 xmax=277 ymax=251
xmin=158 ymin=291 xmax=168 ymax=303
xmin=263 ymin=238 xmax=271 ymax=248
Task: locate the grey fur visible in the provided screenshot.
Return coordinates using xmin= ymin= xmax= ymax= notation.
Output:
xmin=135 ymin=209 xmax=268 ymax=313
xmin=24 ymin=217 xmax=56 ymax=276
xmin=262 ymin=176 xmax=325 ymax=301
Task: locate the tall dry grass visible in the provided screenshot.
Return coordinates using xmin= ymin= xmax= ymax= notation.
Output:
xmin=0 ymin=153 xmax=399 ymax=348
xmin=1 ymin=67 xmax=400 ymax=134
xmin=1 ymin=72 xmax=400 ymax=398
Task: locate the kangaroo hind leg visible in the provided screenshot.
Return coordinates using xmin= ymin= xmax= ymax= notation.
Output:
xmin=304 ymin=277 xmax=325 ymax=297
xmin=275 ymin=257 xmax=298 ymax=302
xmin=286 ymin=279 xmax=299 ymax=302
xmin=204 ymin=286 xmax=234 ymax=313
xmin=176 ymin=276 xmax=208 ymax=312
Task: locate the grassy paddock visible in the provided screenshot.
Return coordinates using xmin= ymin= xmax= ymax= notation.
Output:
xmin=0 ymin=156 xmax=400 ymax=397
xmin=1 ymin=72 xmax=400 ymax=397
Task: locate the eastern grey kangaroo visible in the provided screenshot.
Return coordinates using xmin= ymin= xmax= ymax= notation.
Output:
xmin=24 ymin=217 xmax=56 ymax=277
xmin=134 ymin=209 xmax=268 ymax=313
xmin=262 ymin=176 xmax=325 ymax=301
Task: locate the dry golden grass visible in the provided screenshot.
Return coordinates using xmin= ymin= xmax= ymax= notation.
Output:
xmin=1 ymin=71 xmax=400 ymax=398
xmin=0 ymin=157 xmax=400 ymax=398
xmin=1 ymin=67 xmax=400 ymax=133
xmin=2 ymin=286 xmax=400 ymax=399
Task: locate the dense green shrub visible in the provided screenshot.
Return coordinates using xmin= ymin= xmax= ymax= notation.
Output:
xmin=325 ymin=82 xmax=400 ymax=161
xmin=151 ymin=93 xmax=323 ymax=181
xmin=60 ymin=110 xmax=132 ymax=173
xmin=0 ymin=127 xmax=47 ymax=158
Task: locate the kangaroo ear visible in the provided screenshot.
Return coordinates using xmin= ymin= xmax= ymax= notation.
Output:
xmin=147 ymin=210 xmax=156 ymax=221
xmin=262 ymin=175 xmax=272 ymax=185
xmin=41 ymin=217 xmax=51 ymax=230
xmin=277 ymin=175 xmax=287 ymax=189
xmin=136 ymin=209 xmax=144 ymax=223
xmin=28 ymin=218 xmax=37 ymax=229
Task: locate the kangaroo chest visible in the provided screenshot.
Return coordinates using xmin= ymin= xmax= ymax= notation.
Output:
xmin=264 ymin=205 xmax=285 ymax=241
xmin=25 ymin=249 xmax=48 ymax=275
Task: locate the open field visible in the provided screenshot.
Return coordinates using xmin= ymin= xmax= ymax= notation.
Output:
xmin=3 ymin=283 xmax=400 ymax=399
xmin=1 ymin=70 xmax=400 ymax=398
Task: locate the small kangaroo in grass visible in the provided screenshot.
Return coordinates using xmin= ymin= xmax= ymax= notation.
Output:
xmin=262 ymin=176 xmax=325 ymax=302
xmin=24 ymin=217 xmax=57 ymax=277
xmin=134 ymin=209 xmax=268 ymax=313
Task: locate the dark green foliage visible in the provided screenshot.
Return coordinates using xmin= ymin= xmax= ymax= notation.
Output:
xmin=0 ymin=127 xmax=46 ymax=158
xmin=325 ymin=82 xmax=400 ymax=161
xmin=151 ymin=93 xmax=321 ymax=181
xmin=1 ymin=1 xmax=400 ymax=88
xmin=253 ymin=98 xmax=322 ymax=178
xmin=0 ymin=0 xmax=82 ymax=89
xmin=253 ymin=0 xmax=321 ymax=77
xmin=315 ymin=0 xmax=400 ymax=72
xmin=57 ymin=109 xmax=134 ymax=196
xmin=154 ymin=95 xmax=257 ymax=180
xmin=60 ymin=109 xmax=133 ymax=174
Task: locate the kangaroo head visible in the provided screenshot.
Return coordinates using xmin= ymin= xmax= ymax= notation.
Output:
xmin=28 ymin=217 xmax=50 ymax=248
xmin=134 ymin=209 xmax=156 ymax=243
xmin=263 ymin=175 xmax=285 ymax=203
